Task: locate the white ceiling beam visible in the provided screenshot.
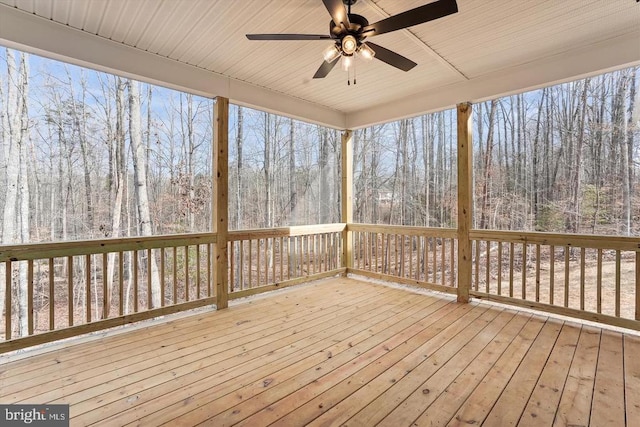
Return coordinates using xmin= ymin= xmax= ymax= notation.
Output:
xmin=346 ymin=31 xmax=640 ymax=129
xmin=0 ymin=4 xmax=346 ymax=129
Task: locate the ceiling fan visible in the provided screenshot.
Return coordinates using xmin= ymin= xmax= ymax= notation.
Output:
xmin=246 ymin=0 xmax=458 ymax=79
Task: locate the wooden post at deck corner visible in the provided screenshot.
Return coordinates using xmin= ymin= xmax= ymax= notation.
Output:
xmin=457 ymin=102 xmax=473 ymax=303
xmin=341 ymin=130 xmax=353 ymax=272
xmin=214 ymin=97 xmax=229 ymax=309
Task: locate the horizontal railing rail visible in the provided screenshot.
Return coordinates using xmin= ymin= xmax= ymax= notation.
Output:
xmin=1 ymin=233 xmax=218 ymax=353
xmin=228 ymin=223 xmax=346 ymax=299
xmin=348 ymin=223 xmax=458 ymax=294
xmin=469 ymin=230 xmax=640 ymax=330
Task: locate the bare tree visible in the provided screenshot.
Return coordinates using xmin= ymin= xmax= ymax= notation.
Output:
xmin=129 ymin=80 xmax=161 ymax=308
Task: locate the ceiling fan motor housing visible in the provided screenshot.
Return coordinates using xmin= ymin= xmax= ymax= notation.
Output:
xmin=330 ymin=13 xmax=369 ymax=39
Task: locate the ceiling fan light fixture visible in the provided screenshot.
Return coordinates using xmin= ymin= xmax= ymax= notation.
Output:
xmin=323 ymin=43 xmax=341 ymax=62
xmin=341 ymin=55 xmax=353 ymax=71
xmin=358 ymin=43 xmax=375 ymax=60
xmin=341 ymin=35 xmax=358 ymax=55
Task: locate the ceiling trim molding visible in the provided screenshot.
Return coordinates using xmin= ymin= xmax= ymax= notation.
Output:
xmin=0 ymin=4 xmax=347 ymax=129
xmin=346 ymin=31 xmax=640 ymax=129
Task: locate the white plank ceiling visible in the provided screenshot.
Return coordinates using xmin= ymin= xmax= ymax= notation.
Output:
xmin=0 ymin=0 xmax=638 ymax=128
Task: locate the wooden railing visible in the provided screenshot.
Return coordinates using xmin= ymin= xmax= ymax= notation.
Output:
xmin=3 ymin=223 xmax=639 ymax=352
xmin=228 ymin=224 xmax=346 ymax=299
xmin=0 ymin=233 xmax=218 ymax=352
xmin=348 ymin=224 xmax=458 ymax=295
xmin=469 ymin=230 xmax=640 ymax=329
xmin=0 ymin=224 xmax=347 ymax=353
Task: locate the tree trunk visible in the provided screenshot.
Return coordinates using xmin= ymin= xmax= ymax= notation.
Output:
xmin=106 ymin=77 xmax=126 ymax=315
xmin=128 ymin=80 xmax=161 ymax=308
xmin=479 ymin=100 xmax=497 ymax=229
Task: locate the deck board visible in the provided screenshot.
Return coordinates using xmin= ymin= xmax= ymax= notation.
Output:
xmin=1 ymin=277 xmax=637 ymax=426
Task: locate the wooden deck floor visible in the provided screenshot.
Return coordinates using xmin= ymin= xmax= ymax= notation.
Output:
xmin=1 ymin=277 xmax=639 ymax=426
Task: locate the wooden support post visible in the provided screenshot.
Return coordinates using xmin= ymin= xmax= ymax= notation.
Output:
xmin=341 ymin=130 xmax=353 ymax=271
xmin=457 ymin=102 xmax=473 ymax=303
xmin=214 ymin=97 xmax=229 ymax=309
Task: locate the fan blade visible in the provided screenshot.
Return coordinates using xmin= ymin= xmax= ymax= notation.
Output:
xmin=366 ymin=42 xmax=417 ymax=72
xmin=322 ymin=0 xmax=351 ymax=28
xmin=246 ymin=34 xmax=332 ymax=40
xmin=361 ymin=0 xmax=457 ymax=37
xmin=313 ymin=57 xmax=340 ymax=78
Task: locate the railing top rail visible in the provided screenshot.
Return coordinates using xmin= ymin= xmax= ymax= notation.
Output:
xmin=470 ymin=229 xmax=640 ymax=251
xmin=228 ymin=223 xmax=346 ymax=241
xmin=0 ymin=232 xmax=218 ymax=262
xmin=347 ymin=223 xmax=457 ymax=238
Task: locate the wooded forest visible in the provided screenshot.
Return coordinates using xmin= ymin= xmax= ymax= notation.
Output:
xmin=0 ymin=48 xmax=638 ymax=246
xmin=354 ymin=68 xmax=639 ymax=236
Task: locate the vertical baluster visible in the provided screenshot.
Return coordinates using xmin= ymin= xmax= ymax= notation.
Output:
xmin=474 ymin=240 xmax=480 ymax=291
xmin=549 ymin=246 xmax=555 ymax=305
xmin=230 ymin=242 xmax=235 ymax=292
xmin=535 ymin=245 xmax=540 ymax=302
xmin=86 ymin=255 xmax=92 ymax=323
xmin=172 ymin=247 xmax=178 ymax=304
xmin=184 ymin=246 xmax=190 ymax=301
xmin=101 ymin=252 xmax=109 ymax=319
xmin=49 ymin=258 xmax=54 ymax=330
xmin=564 ymin=246 xmax=569 ymax=308
xmin=441 ymin=238 xmax=446 ymax=286
xmin=240 ymin=241 xmax=245 ymax=290
xmin=596 ymin=248 xmax=602 ymax=314
xmin=615 ymin=250 xmax=621 ymax=317
xmin=119 ymin=251 xmax=124 ymax=315
xmin=508 ymin=243 xmax=514 ymax=298
xmin=256 ymin=239 xmax=261 ymax=286
xmin=522 ymin=244 xmax=527 ymax=300
xmin=415 ymin=236 xmax=421 ymax=281
xmin=68 ymin=256 xmax=74 ymax=326
xmin=580 ymin=248 xmax=585 ymax=311
xmin=400 ymin=235 xmax=405 ymax=277
xmin=635 ymin=252 xmax=640 ymax=321
xmin=5 ymin=260 xmax=11 ymax=339
xmin=133 ymin=251 xmax=138 ymax=312
xmin=354 ymin=232 xmax=359 ymax=270
xmin=373 ymin=233 xmax=384 ymax=272
xmin=207 ymin=243 xmax=212 ymax=297
xmin=307 ymin=235 xmax=311 ymax=275
xmin=286 ymin=237 xmax=291 ymax=281
xmin=450 ymin=238 xmax=455 ymax=287
xmin=102 ymin=252 xmax=108 ymax=318
xmin=396 ymin=234 xmax=400 ymax=276
xmin=249 ymin=239 xmax=253 ymax=287
xmin=497 ymin=242 xmax=502 ymax=296
xmin=160 ymin=248 xmax=166 ymax=307
xmin=432 ymin=238 xmax=437 ymax=284
xmin=314 ymin=235 xmax=319 ymax=275
xmin=485 ymin=241 xmax=490 ymax=293
xmin=196 ymin=244 xmax=201 ymax=299
xmin=27 ymin=260 xmax=34 ymax=335
xmin=147 ymin=249 xmax=152 ymax=309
